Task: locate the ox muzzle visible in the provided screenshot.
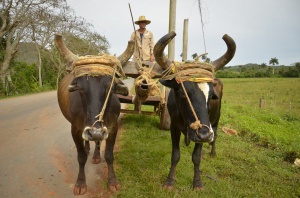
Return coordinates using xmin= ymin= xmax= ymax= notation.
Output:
xmin=82 ymin=126 xmax=108 ymax=141
xmin=189 ymin=124 xmax=214 ymax=144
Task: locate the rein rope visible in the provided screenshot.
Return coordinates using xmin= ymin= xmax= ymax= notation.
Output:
xmin=93 ymin=67 xmax=117 ymax=128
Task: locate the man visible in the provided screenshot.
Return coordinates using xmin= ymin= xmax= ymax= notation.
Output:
xmin=130 ymin=16 xmax=155 ymax=62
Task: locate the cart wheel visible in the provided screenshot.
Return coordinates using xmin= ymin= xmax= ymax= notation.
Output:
xmin=160 ymin=88 xmax=171 ymax=130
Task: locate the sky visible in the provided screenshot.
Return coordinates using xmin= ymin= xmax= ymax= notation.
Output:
xmin=66 ymin=0 xmax=300 ymax=66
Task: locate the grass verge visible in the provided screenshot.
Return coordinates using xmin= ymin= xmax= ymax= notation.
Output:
xmin=112 ymin=78 xmax=300 ymax=197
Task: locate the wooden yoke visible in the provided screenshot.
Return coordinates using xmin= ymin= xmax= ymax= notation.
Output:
xmin=122 ymin=60 xmax=164 ymax=78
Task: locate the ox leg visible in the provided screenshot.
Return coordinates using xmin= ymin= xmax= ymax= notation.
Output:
xmin=92 ymin=141 xmax=101 ymax=164
xmin=84 ymin=140 xmax=90 ymax=154
xmin=163 ymin=125 xmax=181 ymax=190
xmin=105 ymin=125 xmax=120 ymax=192
xmin=210 ymin=126 xmax=218 ymax=158
xmin=192 ymin=143 xmax=204 ymax=190
xmin=71 ymin=126 xmax=88 ymax=195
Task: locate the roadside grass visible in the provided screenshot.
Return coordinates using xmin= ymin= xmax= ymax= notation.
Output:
xmin=113 ymin=78 xmax=300 ymax=197
xmin=221 ymin=78 xmax=300 ymax=162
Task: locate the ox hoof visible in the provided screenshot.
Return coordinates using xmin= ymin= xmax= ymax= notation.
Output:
xmin=108 ymin=183 xmax=121 ymax=192
xmin=194 ymin=186 xmax=205 ymax=191
xmin=210 ymin=153 xmax=216 ymax=158
xmin=163 ymin=184 xmax=174 ymax=191
xmin=73 ymin=185 xmax=87 ymax=195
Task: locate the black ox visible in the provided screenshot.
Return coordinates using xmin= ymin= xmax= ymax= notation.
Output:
xmin=55 ymin=35 xmax=134 ymax=195
xmin=154 ymin=32 xmax=236 ymax=190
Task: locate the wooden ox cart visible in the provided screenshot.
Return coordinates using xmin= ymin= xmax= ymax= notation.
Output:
xmin=117 ymin=60 xmax=170 ymax=130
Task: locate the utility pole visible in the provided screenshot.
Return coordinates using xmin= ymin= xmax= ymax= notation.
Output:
xmin=168 ymin=0 xmax=176 ymax=61
xmin=182 ymin=18 xmax=189 ymax=62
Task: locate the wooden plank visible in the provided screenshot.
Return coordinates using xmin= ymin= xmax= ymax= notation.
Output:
xmin=122 ymin=61 xmax=164 ymax=78
xmin=120 ymin=109 xmax=158 ymax=116
xmin=116 ymin=94 xmax=161 ymax=106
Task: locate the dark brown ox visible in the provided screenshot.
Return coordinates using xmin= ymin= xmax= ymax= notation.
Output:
xmin=55 ymin=35 xmax=134 ymax=195
xmin=154 ymin=31 xmax=236 ymax=190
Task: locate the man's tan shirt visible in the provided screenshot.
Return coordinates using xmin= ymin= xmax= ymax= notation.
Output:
xmin=130 ymin=30 xmax=154 ymax=61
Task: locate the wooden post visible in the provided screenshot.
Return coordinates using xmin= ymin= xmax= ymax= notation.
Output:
xmin=182 ymin=18 xmax=189 ymax=62
xmin=259 ymin=97 xmax=266 ymax=108
xmin=168 ymin=0 xmax=176 ymax=61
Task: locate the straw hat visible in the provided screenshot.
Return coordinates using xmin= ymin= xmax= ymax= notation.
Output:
xmin=135 ymin=16 xmax=151 ymax=25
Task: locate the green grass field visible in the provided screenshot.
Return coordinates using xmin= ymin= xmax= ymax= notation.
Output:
xmin=113 ymin=78 xmax=300 ymax=198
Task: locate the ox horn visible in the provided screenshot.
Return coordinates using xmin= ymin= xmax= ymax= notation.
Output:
xmin=212 ymin=34 xmax=236 ymax=71
xmin=153 ymin=31 xmax=177 ymax=69
xmin=54 ymin=34 xmax=77 ymax=68
xmin=118 ymin=40 xmax=135 ymax=66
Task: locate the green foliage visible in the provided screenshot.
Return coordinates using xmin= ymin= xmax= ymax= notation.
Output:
xmin=0 ymin=60 xmax=57 ymax=97
xmin=10 ymin=61 xmax=39 ymax=94
xmin=216 ymin=63 xmax=299 ymax=78
xmin=295 ymin=62 xmax=300 ymax=73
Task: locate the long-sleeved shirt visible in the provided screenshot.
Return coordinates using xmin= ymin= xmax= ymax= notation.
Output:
xmin=130 ymin=29 xmax=154 ymax=61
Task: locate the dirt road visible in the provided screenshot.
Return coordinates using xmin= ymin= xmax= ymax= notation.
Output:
xmin=0 ymin=78 xmax=134 ymax=198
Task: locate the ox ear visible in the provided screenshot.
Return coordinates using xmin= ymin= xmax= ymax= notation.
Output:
xmin=113 ymin=79 xmax=129 ymax=96
xmin=68 ymin=78 xmax=80 ymax=92
xmin=211 ymin=79 xmax=222 ymax=100
xmin=159 ymin=79 xmax=179 ymax=89
xmin=211 ymin=92 xmax=219 ymax=100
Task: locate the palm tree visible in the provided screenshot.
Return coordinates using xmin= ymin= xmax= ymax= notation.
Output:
xmin=269 ymin=57 xmax=279 ymax=66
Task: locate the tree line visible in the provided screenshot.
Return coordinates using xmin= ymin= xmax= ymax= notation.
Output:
xmin=188 ymin=54 xmax=300 ymax=78
xmin=216 ymin=62 xmax=300 ymax=78
xmin=0 ymin=0 xmax=109 ymax=97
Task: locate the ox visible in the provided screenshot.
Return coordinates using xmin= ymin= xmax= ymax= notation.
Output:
xmin=154 ymin=32 xmax=236 ymax=190
xmin=55 ymin=35 xmax=134 ymax=195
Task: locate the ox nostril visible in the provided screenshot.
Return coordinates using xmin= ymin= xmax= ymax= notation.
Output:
xmin=140 ymin=80 xmax=149 ymax=90
xmin=82 ymin=127 xmax=93 ymax=141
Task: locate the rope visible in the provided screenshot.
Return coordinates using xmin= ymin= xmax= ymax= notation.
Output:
xmin=93 ymin=67 xmax=117 ymax=127
xmin=134 ymin=62 xmax=160 ymax=98
xmin=175 ymin=67 xmax=202 ymax=131
xmin=71 ymin=54 xmax=125 ymax=78
xmin=198 ymin=0 xmax=207 ymax=53
xmin=177 ymin=71 xmax=200 ymax=125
